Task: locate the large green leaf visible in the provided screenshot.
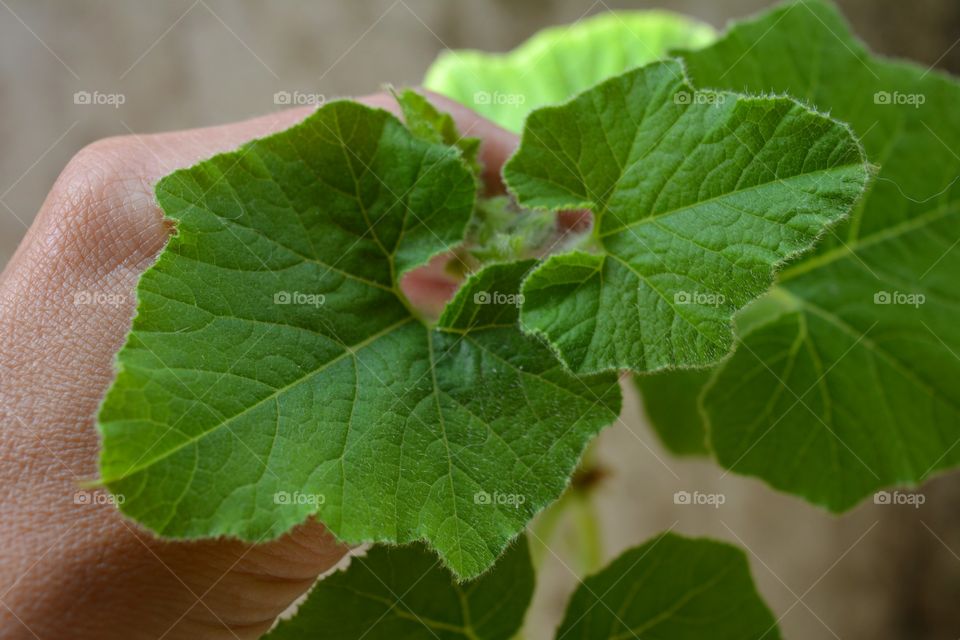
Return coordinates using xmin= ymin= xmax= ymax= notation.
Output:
xmin=97 ymin=101 xmax=620 ymax=579
xmin=424 ymin=11 xmax=715 ymax=133
xmin=504 ymin=59 xmax=869 ymax=375
xmin=265 ymin=537 xmax=534 ymax=640
xmin=556 ymin=533 xmax=781 ymax=640
xmin=670 ymin=0 xmax=960 ymax=511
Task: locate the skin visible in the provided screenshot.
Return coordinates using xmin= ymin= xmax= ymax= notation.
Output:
xmin=0 ymin=93 xmax=518 ymax=640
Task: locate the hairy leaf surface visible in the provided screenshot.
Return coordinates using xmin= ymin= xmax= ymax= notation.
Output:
xmin=505 ymin=59 xmax=869 ymax=375
xmin=424 ymin=11 xmax=715 ymax=133
xmin=97 ymin=102 xmax=620 ymax=579
xmin=668 ymin=0 xmax=960 ymax=510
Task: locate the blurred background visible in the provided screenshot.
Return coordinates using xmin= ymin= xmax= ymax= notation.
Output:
xmin=2 ymin=1 xmax=960 ymax=638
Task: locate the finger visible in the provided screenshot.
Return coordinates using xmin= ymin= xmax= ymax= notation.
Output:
xmin=358 ymin=90 xmax=518 ymax=196
xmin=400 ymin=254 xmax=461 ymax=318
xmin=419 ymin=90 xmax=519 ymax=194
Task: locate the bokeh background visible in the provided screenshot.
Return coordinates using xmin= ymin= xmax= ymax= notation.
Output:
xmin=2 ymin=1 xmax=960 ymax=638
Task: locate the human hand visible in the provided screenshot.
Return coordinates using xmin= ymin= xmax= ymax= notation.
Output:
xmin=0 ymin=92 xmax=516 ymax=640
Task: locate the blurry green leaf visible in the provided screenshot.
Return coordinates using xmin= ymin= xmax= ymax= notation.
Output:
xmin=557 ymin=532 xmax=781 ymax=640
xmin=505 ymin=59 xmax=869 ymax=375
xmin=634 ymin=369 xmax=711 ymax=456
xmin=97 ymin=101 xmax=620 ymax=579
xmin=672 ymin=0 xmax=960 ymax=511
xmin=424 ymin=11 xmax=715 ymax=132
xmin=265 ymin=537 xmax=534 ymax=640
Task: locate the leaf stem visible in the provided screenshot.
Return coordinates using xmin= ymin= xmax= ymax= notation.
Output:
xmin=529 ymin=440 xmax=606 ymax=572
xmin=572 ymin=491 xmax=603 ymax=574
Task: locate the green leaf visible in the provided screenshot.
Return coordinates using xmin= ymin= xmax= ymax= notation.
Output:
xmin=265 ymin=533 xmax=780 ymax=640
xmin=557 ymin=532 xmax=781 ymax=640
xmin=264 ymin=537 xmax=534 ymax=640
xmin=634 ymin=369 xmax=710 ymax=455
xmin=424 ymin=11 xmax=715 ymax=133
xmin=97 ymin=101 xmax=620 ymax=579
xmin=675 ymin=0 xmax=960 ymax=511
xmin=504 ymin=59 xmax=870 ymax=375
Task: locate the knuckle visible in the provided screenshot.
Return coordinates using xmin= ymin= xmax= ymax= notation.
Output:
xmin=56 ymin=135 xmax=148 ymax=214
xmin=37 ymin=134 xmax=168 ymax=273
